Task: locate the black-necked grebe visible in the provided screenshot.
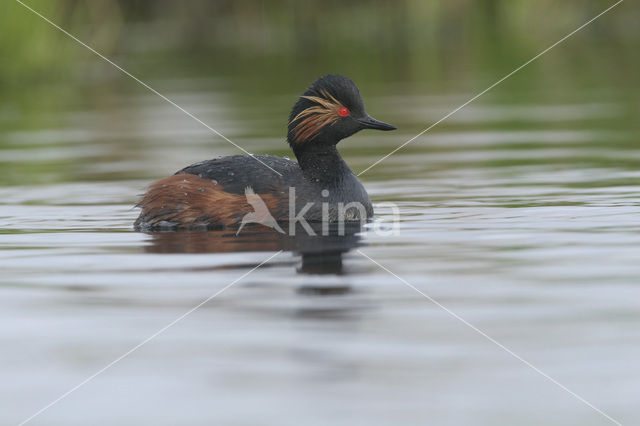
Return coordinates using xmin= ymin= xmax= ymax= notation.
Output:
xmin=134 ymin=74 xmax=395 ymax=231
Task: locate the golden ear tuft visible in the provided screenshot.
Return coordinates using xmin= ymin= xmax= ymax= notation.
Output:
xmin=289 ymin=90 xmax=346 ymax=143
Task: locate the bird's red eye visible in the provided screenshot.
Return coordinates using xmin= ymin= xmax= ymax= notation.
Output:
xmin=338 ymin=107 xmax=350 ymax=117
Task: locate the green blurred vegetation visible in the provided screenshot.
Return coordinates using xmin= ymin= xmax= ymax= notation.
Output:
xmin=2 ymin=0 xmax=638 ymax=94
xmin=0 ymin=0 xmax=638 ymax=185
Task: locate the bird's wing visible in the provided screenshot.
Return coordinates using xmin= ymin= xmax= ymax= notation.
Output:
xmin=177 ymin=155 xmax=301 ymax=195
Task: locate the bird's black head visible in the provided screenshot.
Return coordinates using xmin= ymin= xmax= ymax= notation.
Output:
xmin=287 ymin=74 xmax=396 ymax=148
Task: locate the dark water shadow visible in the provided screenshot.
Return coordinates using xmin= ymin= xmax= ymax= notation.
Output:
xmin=141 ymin=223 xmax=370 ymax=325
xmin=142 ymin=222 xmax=365 ymax=277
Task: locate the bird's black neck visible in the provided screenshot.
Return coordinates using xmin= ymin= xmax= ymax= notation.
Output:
xmin=292 ymin=143 xmax=351 ymax=185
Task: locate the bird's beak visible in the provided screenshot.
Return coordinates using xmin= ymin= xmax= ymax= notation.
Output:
xmin=358 ymin=115 xmax=396 ymax=131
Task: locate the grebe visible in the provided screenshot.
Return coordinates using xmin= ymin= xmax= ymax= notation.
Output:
xmin=134 ymin=74 xmax=395 ymax=231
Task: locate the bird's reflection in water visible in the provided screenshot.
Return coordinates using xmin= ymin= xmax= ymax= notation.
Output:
xmin=143 ymin=222 xmax=364 ymax=277
xmin=144 ymin=223 xmax=367 ymax=321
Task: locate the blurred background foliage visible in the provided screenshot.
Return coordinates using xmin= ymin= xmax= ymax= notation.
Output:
xmin=2 ymin=0 xmax=637 ymax=88
xmin=0 ymin=0 xmax=638 ymax=184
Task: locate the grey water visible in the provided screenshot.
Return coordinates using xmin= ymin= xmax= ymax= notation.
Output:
xmin=2 ymin=80 xmax=639 ymax=426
